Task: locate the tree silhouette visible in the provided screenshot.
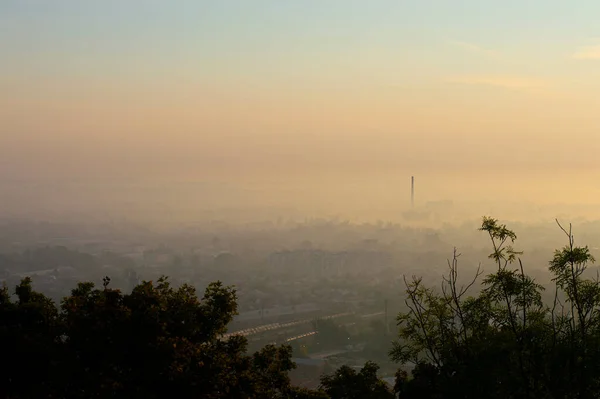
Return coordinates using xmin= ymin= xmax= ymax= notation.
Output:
xmin=320 ymin=361 xmax=394 ymax=399
xmin=391 ymin=217 xmax=600 ymax=399
xmin=0 ymin=276 xmax=314 ymax=398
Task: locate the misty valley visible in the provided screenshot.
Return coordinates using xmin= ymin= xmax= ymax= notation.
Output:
xmin=4 ymin=1 xmax=600 ymax=397
xmin=3 ymin=215 xmax=600 ymax=397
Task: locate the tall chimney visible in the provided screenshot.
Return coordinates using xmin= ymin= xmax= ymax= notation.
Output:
xmin=411 ymin=176 xmax=414 ymax=208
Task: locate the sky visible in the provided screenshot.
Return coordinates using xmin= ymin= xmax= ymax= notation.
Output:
xmin=2 ymin=1 xmax=600 ymax=213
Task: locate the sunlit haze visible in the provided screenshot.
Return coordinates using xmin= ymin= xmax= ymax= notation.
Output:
xmin=2 ymin=1 xmax=600 ymax=223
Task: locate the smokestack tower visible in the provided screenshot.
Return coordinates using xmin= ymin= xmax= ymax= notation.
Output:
xmin=411 ymin=176 xmax=414 ymax=208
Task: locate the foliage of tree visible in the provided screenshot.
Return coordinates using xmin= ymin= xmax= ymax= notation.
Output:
xmin=0 ymin=276 xmax=314 ymax=398
xmin=319 ymin=361 xmax=395 ymax=399
xmin=392 ymin=216 xmax=600 ymax=399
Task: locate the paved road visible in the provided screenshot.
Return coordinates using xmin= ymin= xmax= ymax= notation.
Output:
xmin=221 ymin=312 xmax=353 ymax=340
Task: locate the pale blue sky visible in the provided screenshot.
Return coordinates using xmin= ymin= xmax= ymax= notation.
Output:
xmin=2 ymin=1 xmax=599 ymax=78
